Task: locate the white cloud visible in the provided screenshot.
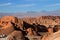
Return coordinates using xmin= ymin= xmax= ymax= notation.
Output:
xmin=45 ymin=3 xmax=60 ymax=7
xmin=0 ymin=3 xmax=12 ymax=6
xmin=11 ymin=4 xmax=36 ymax=7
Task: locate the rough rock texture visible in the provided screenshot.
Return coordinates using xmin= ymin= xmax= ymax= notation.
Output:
xmin=0 ymin=16 xmax=60 ymax=40
xmin=17 ymin=19 xmax=23 ymax=30
xmin=26 ymin=28 xmax=38 ymax=36
xmin=0 ymin=16 xmax=18 ymax=24
xmin=23 ymin=17 xmax=37 ymax=24
xmin=36 ymin=16 xmax=60 ymax=26
xmin=23 ymin=16 xmax=60 ymax=27
xmin=7 ymin=31 xmax=25 ymax=40
xmin=0 ymin=16 xmax=23 ymax=35
xmin=46 ymin=31 xmax=60 ymax=40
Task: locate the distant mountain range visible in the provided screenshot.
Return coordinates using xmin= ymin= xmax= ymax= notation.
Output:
xmin=0 ymin=11 xmax=60 ymax=18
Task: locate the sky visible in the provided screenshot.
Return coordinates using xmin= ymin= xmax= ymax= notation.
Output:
xmin=0 ymin=0 xmax=60 ymax=13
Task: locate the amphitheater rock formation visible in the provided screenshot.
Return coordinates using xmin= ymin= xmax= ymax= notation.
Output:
xmin=0 ymin=16 xmax=60 ymax=40
xmin=23 ymin=16 xmax=60 ymax=27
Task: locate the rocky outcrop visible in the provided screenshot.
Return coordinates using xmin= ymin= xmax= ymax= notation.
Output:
xmin=23 ymin=16 xmax=60 ymax=27
xmin=17 ymin=19 xmax=23 ymax=30
xmin=23 ymin=17 xmax=37 ymax=24
xmin=7 ymin=31 xmax=25 ymax=40
xmin=0 ymin=16 xmax=24 ymax=35
xmin=46 ymin=31 xmax=60 ymax=40
xmin=0 ymin=16 xmax=60 ymax=40
xmin=0 ymin=16 xmax=25 ymax=40
xmin=36 ymin=16 xmax=60 ymax=25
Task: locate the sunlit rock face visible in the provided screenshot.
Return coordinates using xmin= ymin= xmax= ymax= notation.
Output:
xmin=17 ymin=19 xmax=23 ymax=30
xmin=0 ymin=16 xmax=60 ymax=40
xmin=23 ymin=16 xmax=60 ymax=28
xmin=54 ymin=37 xmax=60 ymax=40
xmin=0 ymin=16 xmax=24 ymax=37
xmin=0 ymin=16 xmax=18 ymax=35
xmin=55 ymin=19 xmax=60 ymax=24
xmin=26 ymin=28 xmax=38 ymax=36
xmin=46 ymin=31 xmax=60 ymax=40
xmin=0 ymin=16 xmax=25 ymax=40
xmin=1 ymin=16 xmax=18 ymax=24
xmin=7 ymin=31 xmax=25 ymax=40
xmin=37 ymin=16 xmax=60 ymax=25
xmin=23 ymin=17 xmax=37 ymax=24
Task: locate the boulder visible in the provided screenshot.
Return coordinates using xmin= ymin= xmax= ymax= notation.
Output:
xmin=0 ymin=16 xmax=18 ymax=35
xmin=7 ymin=31 xmax=25 ymax=40
xmin=46 ymin=31 xmax=60 ymax=40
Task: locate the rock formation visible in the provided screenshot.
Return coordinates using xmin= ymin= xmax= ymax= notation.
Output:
xmin=17 ymin=19 xmax=23 ymax=30
xmin=0 ymin=16 xmax=60 ymax=40
xmin=7 ymin=31 xmax=25 ymax=40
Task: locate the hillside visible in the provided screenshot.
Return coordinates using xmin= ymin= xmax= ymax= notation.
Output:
xmin=0 ymin=16 xmax=60 ymax=40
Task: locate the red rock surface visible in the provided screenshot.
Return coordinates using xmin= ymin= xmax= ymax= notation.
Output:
xmin=0 ymin=16 xmax=60 ymax=40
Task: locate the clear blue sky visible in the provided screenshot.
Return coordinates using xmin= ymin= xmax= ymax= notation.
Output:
xmin=0 ymin=0 xmax=60 ymax=12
